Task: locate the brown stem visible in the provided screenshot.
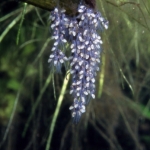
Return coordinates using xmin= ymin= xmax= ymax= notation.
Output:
xmin=18 ymin=0 xmax=79 ymax=15
xmin=18 ymin=0 xmax=96 ymax=14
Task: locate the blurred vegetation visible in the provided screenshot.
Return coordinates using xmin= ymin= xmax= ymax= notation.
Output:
xmin=0 ymin=0 xmax=150 ymax=150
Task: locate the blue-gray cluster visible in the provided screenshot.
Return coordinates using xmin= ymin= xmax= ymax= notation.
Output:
xmin=48 ymin=5 xmax=108 ymax=123
xmin=48 ymin=8 xmax=68 ymax=72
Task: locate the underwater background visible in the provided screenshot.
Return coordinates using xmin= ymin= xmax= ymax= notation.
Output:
xmin=0 ymin=0 xmax=150 ymax=150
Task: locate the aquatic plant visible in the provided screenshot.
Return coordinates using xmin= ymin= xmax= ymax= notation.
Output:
xmin=49 ymin=4 xmax=108 ymax=123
